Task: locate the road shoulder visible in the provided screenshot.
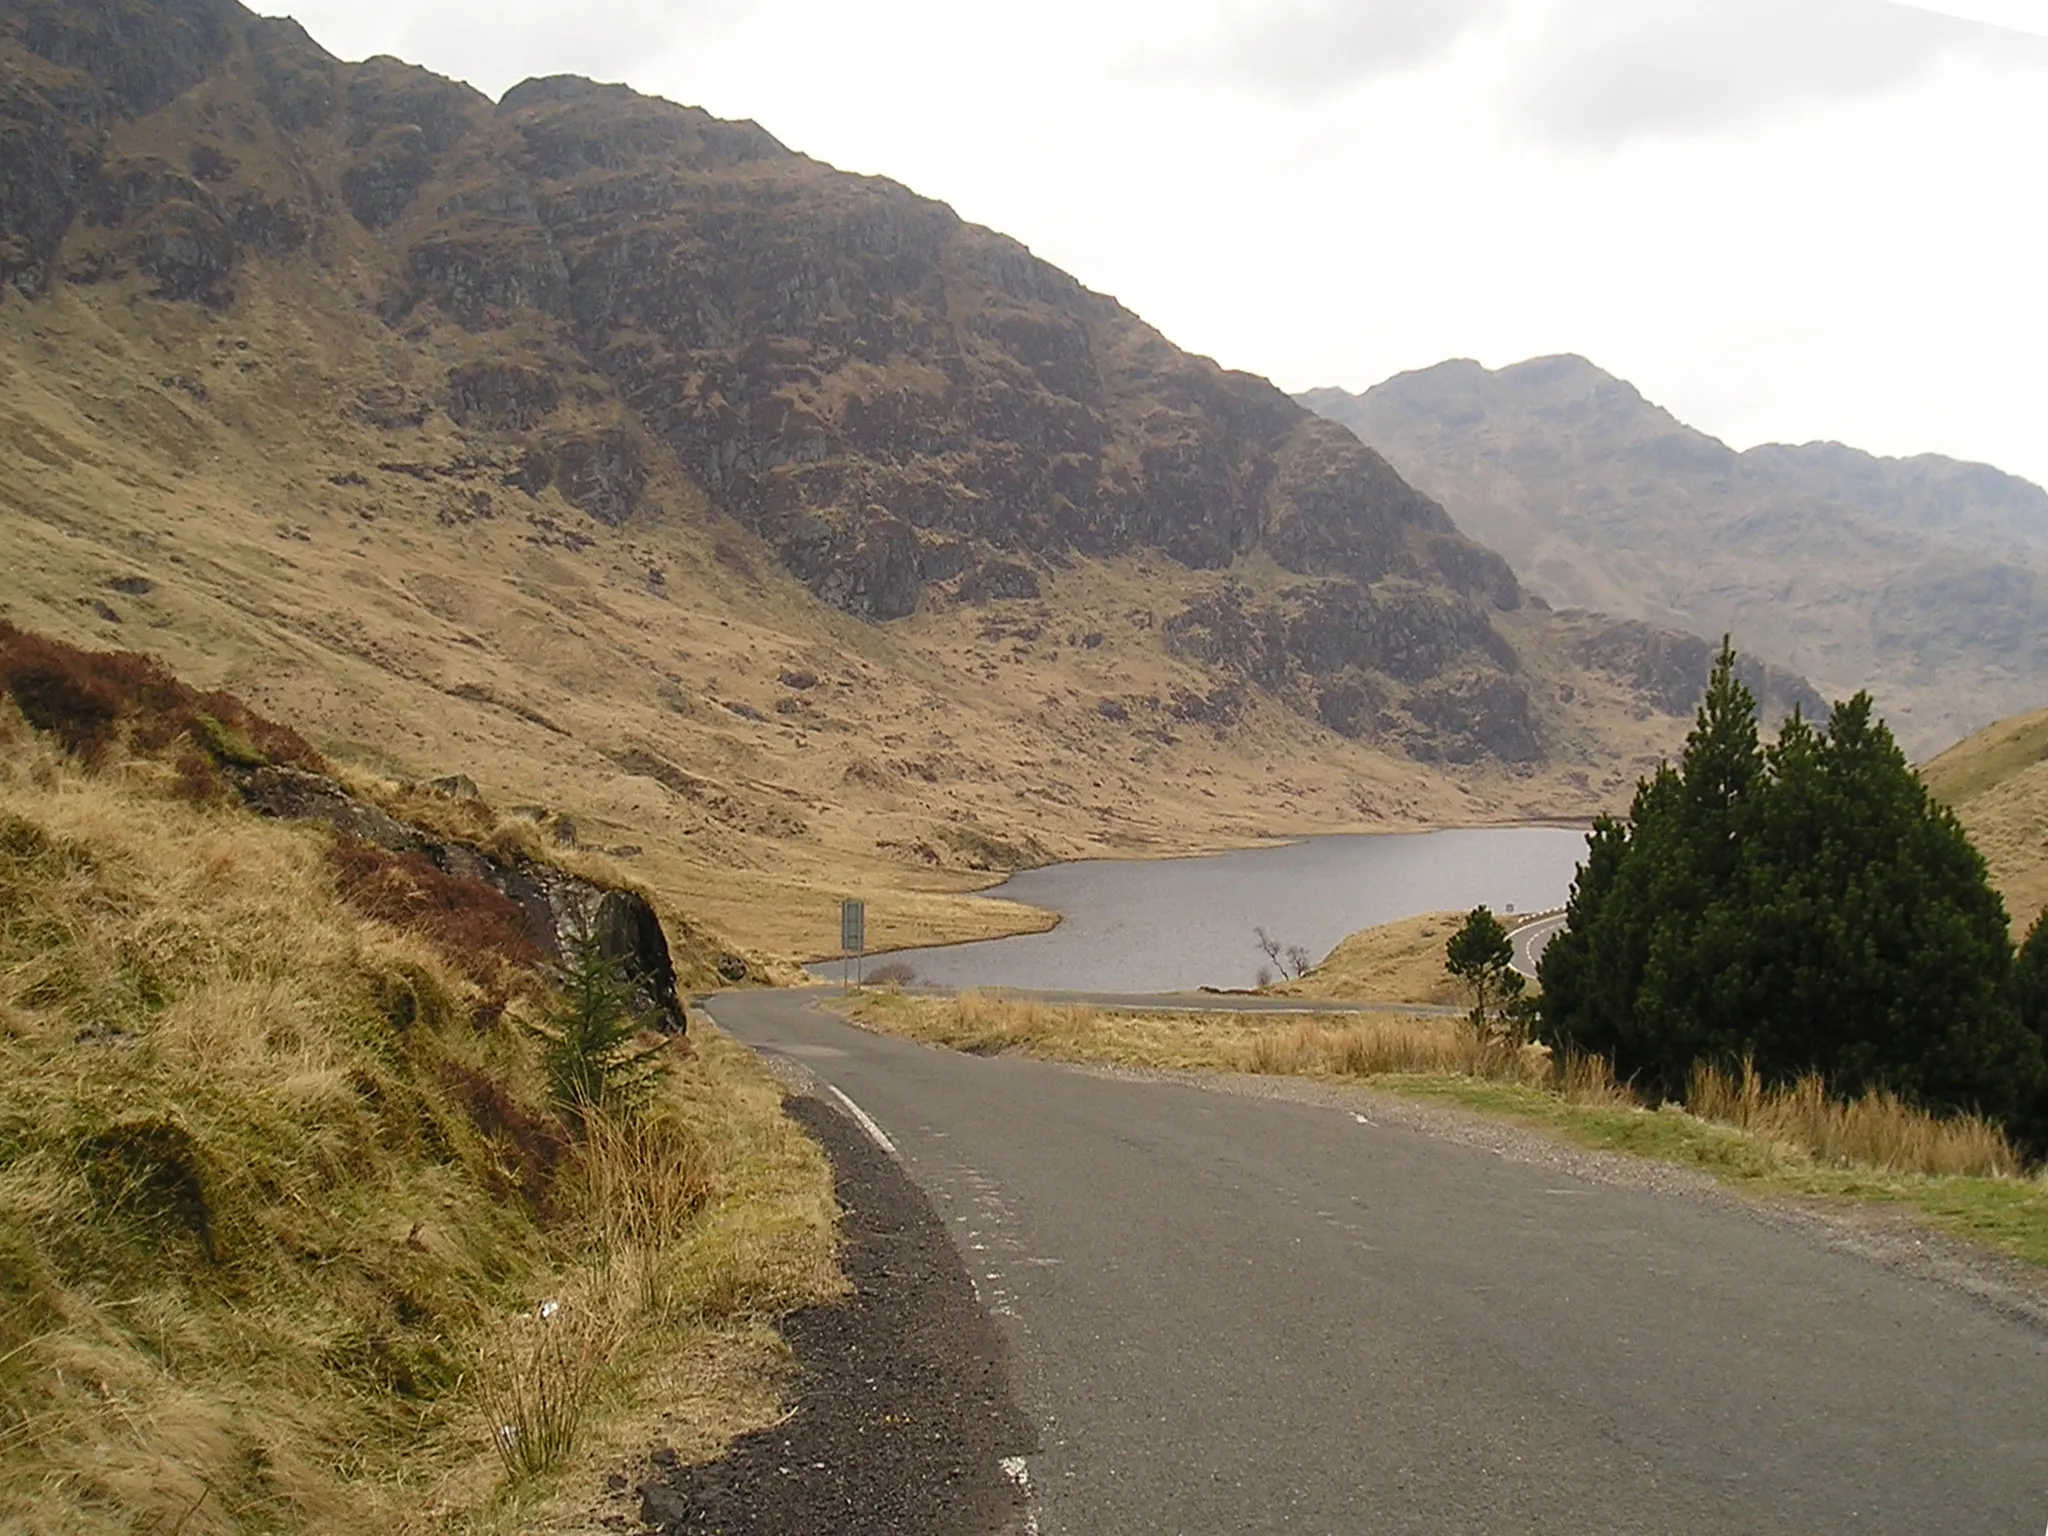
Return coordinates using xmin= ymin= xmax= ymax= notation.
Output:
xmin=637 ymin=1094 xmax=1036 ymax=1536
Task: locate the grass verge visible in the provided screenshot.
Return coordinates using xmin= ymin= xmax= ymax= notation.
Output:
xmin=836 ymin=990 xmax=2048 ymax=1271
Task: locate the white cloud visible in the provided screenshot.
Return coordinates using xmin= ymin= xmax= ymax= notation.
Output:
xmin=1150 ymin=0 xmax=1509 ymax=94
xmin=1511 ymin=0 xmax=2048 ymax=146
xmin=251 ymin=0 xmax=735 ymax=99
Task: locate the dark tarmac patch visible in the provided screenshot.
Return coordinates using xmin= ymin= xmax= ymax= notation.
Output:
xmin=639 ymin=1095 xmax=1035 ymax=1535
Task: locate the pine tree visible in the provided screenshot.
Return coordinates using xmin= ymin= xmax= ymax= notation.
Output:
xmin=1445 ymin=906 xmax=1526 ymax=1041
xmin=1534 ymin=813 xmax=1624 ymax=1051
xmin=1634 ymin=639 xmax=1766 ymax=1088
xmin=534 ymin=935 xmax=666 ymax=1129
xmin=1537 ymin=641 xmax=2040 ymax=1134
xmin=2013 ymin=913 xmax=2048 ymax=1149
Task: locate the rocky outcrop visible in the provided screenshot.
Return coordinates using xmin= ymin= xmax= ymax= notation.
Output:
xmin=0 ymin=63 xmax=101 ymax=297
xmin=1160 ymin=577 xmax=1533 ymax=754
xmin=228 ymin=764 xmax=687 ymax=1033
xmin=1573 ymin=620 xmax=1825 ymax=724
xmin=447 ymin=361 xmax=561 ymax=431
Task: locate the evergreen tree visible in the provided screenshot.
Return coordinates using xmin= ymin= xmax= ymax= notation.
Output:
xmin=534 ymin=935 xmax=666 ymax=1129
xmin=1538 ymin=640 xmax=2041 ymax=1133
xmin=1533 ymin=813 xmax=1624 ymax=1050
xmin=1634 ymin=639 xmax=1766 ymax=1088
xmin=2012 ymin=914 xmax=2048 ymax=1148
xmin=1445 ymin=906 xmax=1526 ymax=1041
xmin=1790 ymin=695 xmax=2026 ymax=1119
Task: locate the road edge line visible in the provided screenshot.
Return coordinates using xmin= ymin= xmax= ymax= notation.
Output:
xmin=825 ymin=1083 xmax=899 ymax=1157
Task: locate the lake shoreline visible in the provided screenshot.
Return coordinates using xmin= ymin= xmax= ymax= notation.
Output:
xmin=808 ymin=826 xmax=1596 ymax=993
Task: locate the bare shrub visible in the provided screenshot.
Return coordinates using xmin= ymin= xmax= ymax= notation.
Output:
xmin=1253 ymin=926 xmax=1314 ymax=980
xmin=866 ymin=961 xmax=917 ymax=987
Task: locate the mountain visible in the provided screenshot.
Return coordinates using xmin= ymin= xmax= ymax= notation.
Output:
xmin=1299 ymin=356 xmax=2048 ymax=758
xmin=0 ymin=0 xmax=1811 ymax=960
xmin=1921 ymin=707 xmax=2048 ymax=933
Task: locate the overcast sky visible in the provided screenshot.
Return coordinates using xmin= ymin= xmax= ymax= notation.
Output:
xmin=256 ymin=0 xmax=2048 ymax=488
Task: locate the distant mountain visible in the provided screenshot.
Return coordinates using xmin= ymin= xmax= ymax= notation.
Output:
xmin=1299 ymin=356 xmax=2048 ymax=757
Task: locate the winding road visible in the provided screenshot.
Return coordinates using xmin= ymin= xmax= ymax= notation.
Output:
xmin=709 ymin=989 xmax=2048 ymax=1535
xmin=1510 ymin=912 xmax=1570 ymax=980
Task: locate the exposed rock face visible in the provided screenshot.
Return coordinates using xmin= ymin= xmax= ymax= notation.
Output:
xmin=1161 ymin=578 xmax=1536 ymax=759
xmin=0 ymin=0 xmax=1790 ymax=769
xmin=447 ymin=361 xmax=561 ymax=430
xmin=229 ymin=764 xmax=686 ymax=1033
xmin=1573 ymin=620 xmax=1825 ymax=724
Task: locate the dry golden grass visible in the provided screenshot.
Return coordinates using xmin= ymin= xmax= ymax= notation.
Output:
xmin=0 ymin=710 xmax=840 ymax=1536
xmin=1920 ymin=706 xmax=2048 ymax=933
xmin=1686 ymin=1062 xmax=2021 ymax=1179
xmin=1238 ymin=1016 xmax=1548 ymax=1087
xmin=1273 ymin=910 xmax=1466 ymax=1003
xmin=842 ymin=990 xmax=1627 ymax=1100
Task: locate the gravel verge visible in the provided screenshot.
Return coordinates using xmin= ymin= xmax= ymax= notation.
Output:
xmin=638 ymin=1094 xmax=1035 ymax=1536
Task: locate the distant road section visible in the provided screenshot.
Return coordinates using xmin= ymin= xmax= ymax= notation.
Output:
xmin=1511 ymin=912 xmax=1569 ymax=979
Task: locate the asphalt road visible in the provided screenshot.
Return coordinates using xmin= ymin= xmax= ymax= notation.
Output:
xmin=708 ymin=990 xmax=2048 ymax=1535
xmin=1511 ymin=912 xmax=1569 ymax=980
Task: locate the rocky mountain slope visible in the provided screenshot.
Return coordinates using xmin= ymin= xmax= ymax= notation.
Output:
xmin=1922 ymin=706 xmax=2048 ymax=933
xmin=1300 ymin=356 xmax=2048 ymax=759
xmin=0 ymin=0 xmax=1810 ymax=958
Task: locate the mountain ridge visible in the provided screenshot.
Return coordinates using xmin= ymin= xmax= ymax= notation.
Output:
xmin=1299 ymin=355 xmax=2048 ymax=756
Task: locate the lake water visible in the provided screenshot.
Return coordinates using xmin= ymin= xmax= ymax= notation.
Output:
xmin=843 ymin=826 xmax=1591 ymax=994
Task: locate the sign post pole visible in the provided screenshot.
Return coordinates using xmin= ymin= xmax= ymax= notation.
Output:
xmin=839 ymin=899 xmax=866 ymax=993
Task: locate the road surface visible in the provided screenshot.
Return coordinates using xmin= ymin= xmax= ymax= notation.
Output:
xmin=1511 ymin=912 xmax=1569 ymax=980
xmin=708 ymin=990 xmax=2048 ymax=1535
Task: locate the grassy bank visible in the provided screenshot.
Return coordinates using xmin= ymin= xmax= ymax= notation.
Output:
xmin=0 ymin=698 xmax=840 ymax=1533
xmin=837 ymin=991 xmax=2048 ymax=1269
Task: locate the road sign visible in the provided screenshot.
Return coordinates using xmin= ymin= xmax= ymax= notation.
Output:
xmin=840 ymin=898 xmax=866 ymax=955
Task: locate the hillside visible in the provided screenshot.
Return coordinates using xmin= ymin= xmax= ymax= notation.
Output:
xmin=1921 ymin=706 xmax=2048 ymax=933
xmin=0 ymin=1 xmax=1810 ymax=961
xmin=0 ymin=625 xmax=839 ymax=1534
xmin=1300 ymin=357 xmax=2048 ymax=758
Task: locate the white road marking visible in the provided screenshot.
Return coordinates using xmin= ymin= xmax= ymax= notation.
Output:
xmin=825 ymin=1083 xmax=898 ymax=1157
xmin=1000 ymin=1456 xmax=1041 ymax=1534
